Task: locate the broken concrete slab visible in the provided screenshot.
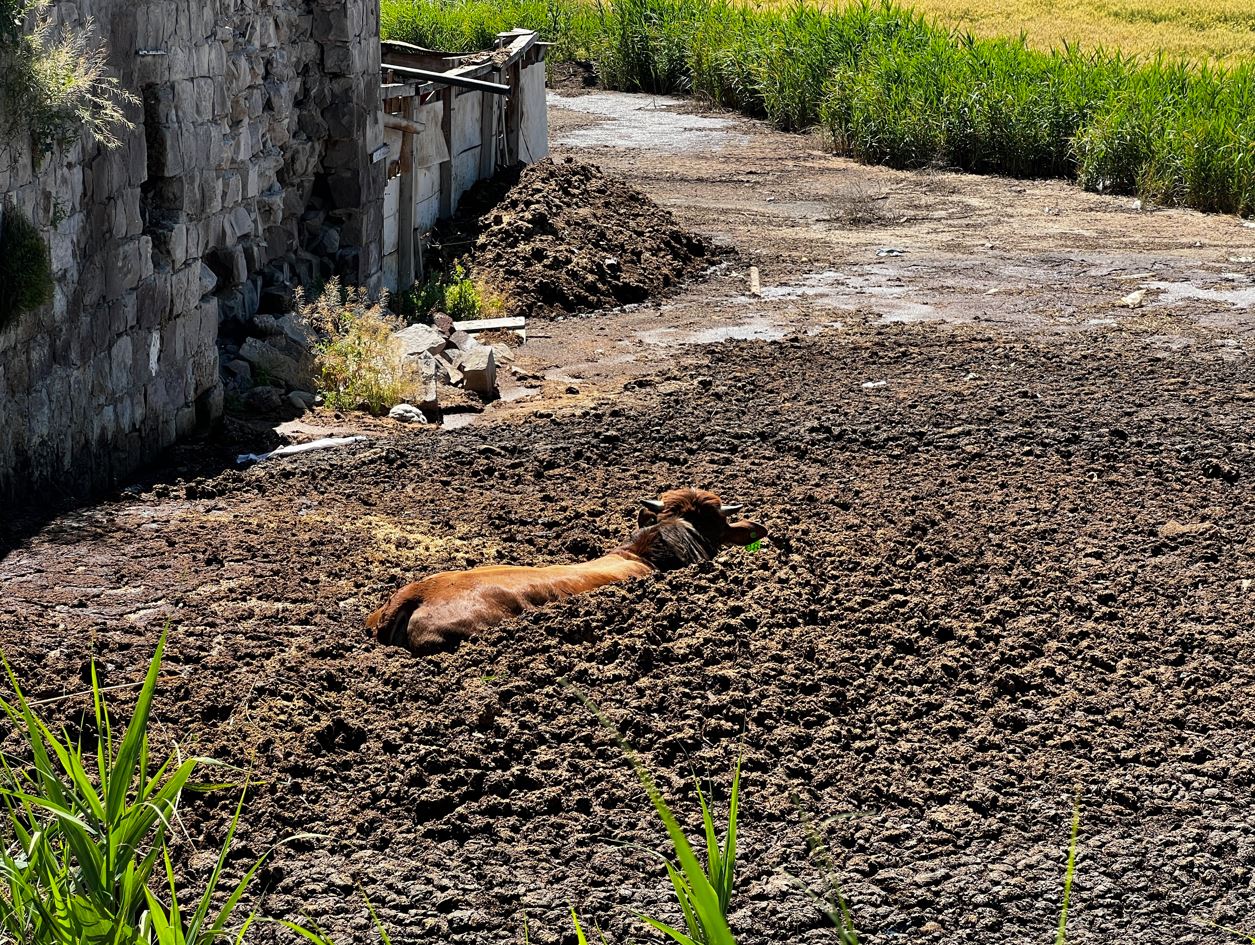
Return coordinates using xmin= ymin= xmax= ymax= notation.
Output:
xmin=402 ymin=351 xmax=439 ymax=410
xmin=436 ymin=352 xmax=464 ymax=386
xmin=460 ymin=347 xmax=497 ymax=398
xmin=394 ymin=322 xmax=447 ymax=358
xmin=453 ymin=316 xmax=526 ymax=339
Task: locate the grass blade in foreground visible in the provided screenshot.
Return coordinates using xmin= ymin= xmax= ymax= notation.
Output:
xmin=1055 ymin=788 xmax=1082 ymax=945
xmin=568 ymin=685 xmax=737 ymax=945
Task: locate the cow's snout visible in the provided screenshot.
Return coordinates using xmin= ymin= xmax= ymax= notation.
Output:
xmin=724 ymin=519 xmax=768 ymax=546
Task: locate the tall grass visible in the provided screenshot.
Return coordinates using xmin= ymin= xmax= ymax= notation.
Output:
xmin=382 ymin=0 xmax=1255 ymax=215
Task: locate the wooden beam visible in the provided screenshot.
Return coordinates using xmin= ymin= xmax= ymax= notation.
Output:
xmin=383 ymin=112 xmax=425 ymax=136
xmin=380 ymin=62 xmax=511 ymax=95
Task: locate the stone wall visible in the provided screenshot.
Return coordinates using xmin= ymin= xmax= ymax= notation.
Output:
xmin=0 ymin=0 xmax=384 ymax=507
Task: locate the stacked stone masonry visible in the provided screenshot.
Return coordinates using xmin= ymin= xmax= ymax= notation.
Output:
xmin=0 ymin=0 xmax=384 ymax=506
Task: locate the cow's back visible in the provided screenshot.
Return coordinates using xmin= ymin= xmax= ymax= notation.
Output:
xmin=384 ymin=555 xmax=652 ymax=651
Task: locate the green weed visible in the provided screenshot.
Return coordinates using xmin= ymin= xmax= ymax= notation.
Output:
xmin=1055 ymin=789 xmax=1082 ymax=945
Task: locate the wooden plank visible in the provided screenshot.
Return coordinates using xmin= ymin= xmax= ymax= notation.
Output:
xmin=504 ymin=60 xmax=521 ymax=165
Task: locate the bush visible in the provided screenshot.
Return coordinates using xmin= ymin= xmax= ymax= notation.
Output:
xmin=0 ymin=204 xmax=53 ymax=329
xmin=0 ymin=0 xmax=136 ymax=153
xmin=297 ymin=279 xmax=426 ymax=415
xmin=400 ymin=262 xmax=503 ymax=323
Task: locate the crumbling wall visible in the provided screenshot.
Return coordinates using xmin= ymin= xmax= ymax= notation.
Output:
xmin=0 ymin=0 xmax=384 ymax=507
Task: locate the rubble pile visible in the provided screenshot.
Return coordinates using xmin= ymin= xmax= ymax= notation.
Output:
xmin=220 ymin=308 xmax=523 ymax=424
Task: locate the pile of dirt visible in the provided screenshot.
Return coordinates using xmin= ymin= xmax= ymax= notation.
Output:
xmin=437 ymin=158 xmax=717 ymax=316
xmin=2 ymin=323 xmax=1253 ymax=944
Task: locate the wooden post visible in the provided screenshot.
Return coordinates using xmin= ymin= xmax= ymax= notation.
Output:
xmin=504 ymin=61 xmax=521 ymax=165
xmin=397 ymin=96 xmax=418 ymax=291
xmin=438 ymin=85 xmax=454 ymax=219
xmin=478 ymin=73 xmax=498 ymax=179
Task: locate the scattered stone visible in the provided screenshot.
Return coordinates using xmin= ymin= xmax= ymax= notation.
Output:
xmin=240 ymin=337 xmax=309 ymax=389
xmin=1121 ymin=288 xmax=1147 ymax=309
xmin=287 ymin=392 xmax=309 ymax=414
xmin=224 ymin=359 xmax=252 ymax=384
xmin=489 ymin=343 xmax=515 ymax=366
xmin=290 ymin=390 xmax=316 ymax=407
xmin=395 ymin=323 xmax=447 ymax=358
xmin=388 ymin=403 xmax=426 ymax=423
xmin=241 ymin=385 xmax=284 ymax=413
xmin=433 ymin=312 xmax=454 ymax=335
xmin=460 ymin=347 xmax=497 ymax=398
xmin=565 ymin=384 xmax=580 ymax=395
xmin=274 ymin=313 xmax=315 ymax=351
xmin=449 ymin=329 xmax=483 ymax=353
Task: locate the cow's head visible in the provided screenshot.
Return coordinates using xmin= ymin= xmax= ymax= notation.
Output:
xmin=638 ymin=488 xmax=768 ymax=551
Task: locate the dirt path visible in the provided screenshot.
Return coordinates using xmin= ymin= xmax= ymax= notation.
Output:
xmin=2 ymin=93 xmax=1254 ymax=945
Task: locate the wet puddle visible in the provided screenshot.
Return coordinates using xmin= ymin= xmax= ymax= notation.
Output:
xmin=759 ymin=269 xmax=944 ymax=323
xmin=1143 ymin=279 xmax=1255 ymax=309
xmin=549 ymin=92 xmax=749 ymax=153
xmin=637 ymin=317 xmax=785 ymax=346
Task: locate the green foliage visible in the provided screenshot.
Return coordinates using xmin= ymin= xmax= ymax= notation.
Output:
xmin=0 ymin=630 xmax=272 ymax=944
xmin=297 ymin=279 xmax=424 ymax=415
xmin=0 ymin=0 xmax=137 ymax=153
xmin=382 ymin=0 xmax=1255 ymax=214
xmin=400 ymin=263 xmax=498 ymax=322
xmin=570 ymin=687 xmax=739 ymax=945
xmin=0 ymin=204 xmax=53 ymax=329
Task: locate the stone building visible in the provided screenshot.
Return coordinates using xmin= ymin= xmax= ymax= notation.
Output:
xmin=0 ymin=0 xmax=385 ymax=507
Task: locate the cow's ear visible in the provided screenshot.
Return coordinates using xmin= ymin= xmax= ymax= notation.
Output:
xmin=638 ymin=508 xmax=658 ymax=527
xmin=723 ymin=520 xmax=768 ymax=546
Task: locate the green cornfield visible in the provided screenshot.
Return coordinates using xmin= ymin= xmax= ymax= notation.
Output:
xmin=381 ymin=0 xmax=1255 ymax=216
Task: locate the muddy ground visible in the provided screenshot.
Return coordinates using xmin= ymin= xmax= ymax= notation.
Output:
xmin=3 ymin=90 xmax=1255 ymax=945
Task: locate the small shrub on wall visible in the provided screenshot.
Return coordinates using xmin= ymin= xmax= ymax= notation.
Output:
xmin=0 ymin=0 xmax=136 ymax=153
xmin=0 ymin=205 xmax=53 ymax=329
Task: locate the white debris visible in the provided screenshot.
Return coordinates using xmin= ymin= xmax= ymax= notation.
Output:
xmin=1120 ymin=288 xmax=1147 ymax=309
xmin=236 ymin=435 xmax=368 ymax=465
xmin=388 ymin=404 xmax=426 ymax=424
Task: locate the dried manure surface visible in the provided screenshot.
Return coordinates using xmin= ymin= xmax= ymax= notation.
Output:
xmin=2 ymin=322 xmax=1253 ymax=945
xmin=437 ymin=158 xmax=717 ymax=317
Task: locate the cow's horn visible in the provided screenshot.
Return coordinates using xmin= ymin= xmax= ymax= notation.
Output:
xmin=720 ymin=503 xmax=743 ymax=515
xmin=640 ymin=499 xmax=666 ymax=513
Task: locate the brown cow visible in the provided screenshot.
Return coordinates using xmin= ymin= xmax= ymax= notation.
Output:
xmin=367 ymin=487 xmax=767 ymax=652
